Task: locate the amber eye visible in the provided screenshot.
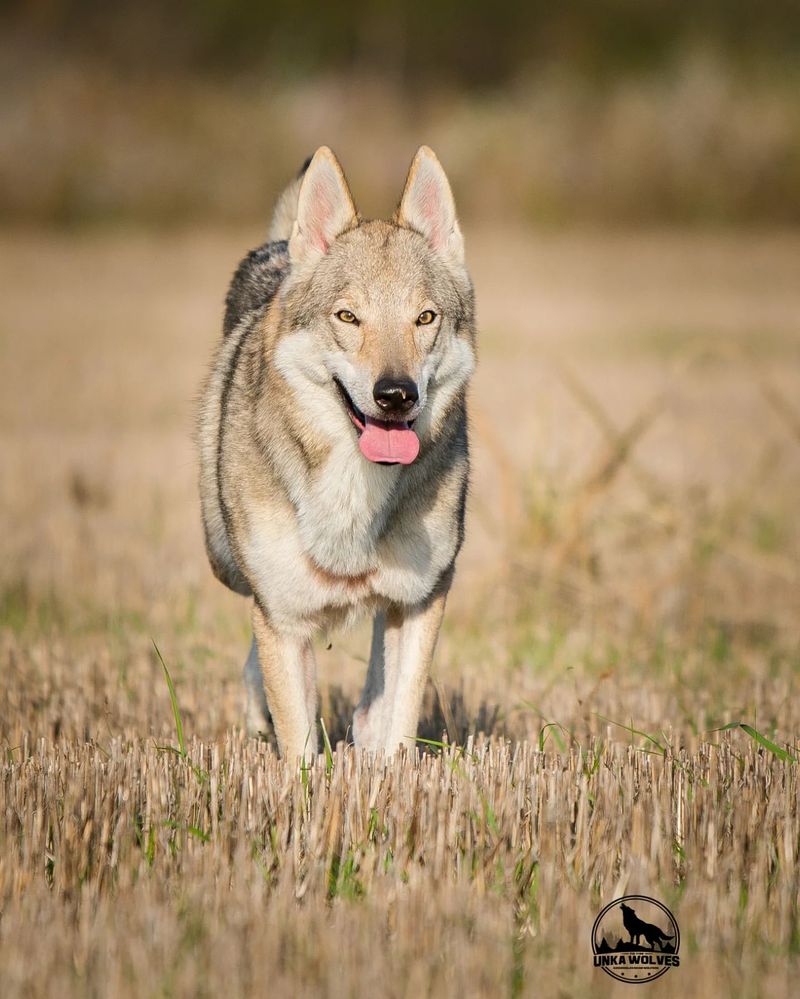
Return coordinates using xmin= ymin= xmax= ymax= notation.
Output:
xmin=417 ymin=310 xmax=437 ymax=326
xmin=336 ymin=309 xmax=358 ymax=324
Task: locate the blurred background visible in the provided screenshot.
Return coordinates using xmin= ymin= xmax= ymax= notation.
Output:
xmin=3 ymin=0 xmax=800 ymax=227
xmin=3 ymin=12 xmax=800 ymax=994
xmin=1 ymin=1 xmax=799 ymax=745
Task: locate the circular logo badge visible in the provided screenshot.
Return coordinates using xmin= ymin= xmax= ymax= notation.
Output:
xmin=592 ymin=895 xmax=680 ymax=984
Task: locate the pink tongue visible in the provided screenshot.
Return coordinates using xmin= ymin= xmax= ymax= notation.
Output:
xmin=359 ymin=416 xmax=420 ymax=464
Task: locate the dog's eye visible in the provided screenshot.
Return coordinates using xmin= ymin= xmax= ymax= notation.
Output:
xmin=417 ymin=310 xmax=437 ymax=326
xmin=336 ymin=309 xmax=358 ymax=324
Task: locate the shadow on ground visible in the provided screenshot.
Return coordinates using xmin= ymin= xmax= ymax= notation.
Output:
xmin=254 ymin=681 xmax=505 ymax=751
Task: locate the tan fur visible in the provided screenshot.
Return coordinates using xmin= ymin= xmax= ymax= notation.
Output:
xmin=198 ymin=146 xmax=476 ymax=761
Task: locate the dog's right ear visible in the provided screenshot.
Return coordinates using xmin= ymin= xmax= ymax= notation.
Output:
xmin=289 ymin=147 xmax=357 ymax=267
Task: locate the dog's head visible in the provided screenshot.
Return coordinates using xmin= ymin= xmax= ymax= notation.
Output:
xmin=274 ymin=146 xmax=475 ymax=466
xmin=620 ymin=904 xmax=633 ymax=917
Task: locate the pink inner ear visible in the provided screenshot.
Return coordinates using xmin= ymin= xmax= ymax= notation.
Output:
xmin=308 ymin=181 xmax=334 ymax=253
xmin=416 ymin=175 xmax=445 ymax=249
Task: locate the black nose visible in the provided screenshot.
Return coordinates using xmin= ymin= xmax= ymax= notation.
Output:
xmin=373 ymin=377 xmax=418 ymax=415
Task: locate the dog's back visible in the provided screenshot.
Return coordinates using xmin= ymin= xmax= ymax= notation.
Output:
xmin=222 ymin=240 xmax=288 ymax=338
xmin=221 ymin=161 xmax=309 ymax=338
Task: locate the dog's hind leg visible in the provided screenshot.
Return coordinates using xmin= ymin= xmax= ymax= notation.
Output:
xmin=243 ymin=637 xmax=272 ymax=737
xmin=353 ymin=611 xmax=387 ymax=750
xmin=252 ymin=602 xmax=318 ymax=762
xmin=381 ymin=578 xmax=450 ymax=755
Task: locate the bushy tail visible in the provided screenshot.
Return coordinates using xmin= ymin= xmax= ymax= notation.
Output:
xmin=267 ymin=156 xmax=312 ymax=242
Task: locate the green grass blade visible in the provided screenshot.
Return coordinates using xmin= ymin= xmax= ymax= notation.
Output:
xmin=595 ymin=713 xmax=665 ymax=753
xmin=538 ymin=722 xmax=567 ymax=753
xmin=708 ymin=721 xmax=796 ymax=763
xmin=153 ymin=641 xmax=186 ymax=758
xmin=739 ymin=723 xmax=796 ymax=763
xmin=414 ymin=736 xmax=449 ymax=750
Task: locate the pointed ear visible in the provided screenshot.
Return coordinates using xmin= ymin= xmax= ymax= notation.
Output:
xmin=289 ymin=147 xmax=357 ymax=265
xmin=396 ymin=146 xmax=464 ymax=266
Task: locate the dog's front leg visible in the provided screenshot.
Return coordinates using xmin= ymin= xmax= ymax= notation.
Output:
xmin=252 ymin=602 xmax=318 ymax=762
xmin=381 ymin=580 xmax=450 ymax=755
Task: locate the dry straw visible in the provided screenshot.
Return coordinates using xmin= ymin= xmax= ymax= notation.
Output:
xmin=1 ymin=730 xmax=798 ymax=997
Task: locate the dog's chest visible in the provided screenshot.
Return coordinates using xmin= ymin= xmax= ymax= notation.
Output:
xmin=295 ymin=448 xmax=396 ymax=575
xmin=243 ymin=450 xmax=451 ymax=625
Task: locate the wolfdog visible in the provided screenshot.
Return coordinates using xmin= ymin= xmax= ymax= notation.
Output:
xmin=198 ymin=146 xmax=476 ymax=761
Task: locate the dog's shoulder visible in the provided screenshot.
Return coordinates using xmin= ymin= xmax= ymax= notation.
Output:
xmin=223 ymin=239 xmax=290 ymax=336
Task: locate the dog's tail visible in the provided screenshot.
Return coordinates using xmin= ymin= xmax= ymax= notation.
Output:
xmin=267 ymin=156 xmax=312 ymax=242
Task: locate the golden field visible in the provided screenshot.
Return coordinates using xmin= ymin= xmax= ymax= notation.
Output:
xmin=1 ymin=225 xmax=799 ymax=996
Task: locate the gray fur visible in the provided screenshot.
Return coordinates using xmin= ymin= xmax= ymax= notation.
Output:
xmin=223 ymin=240 xmax=289 ymax=337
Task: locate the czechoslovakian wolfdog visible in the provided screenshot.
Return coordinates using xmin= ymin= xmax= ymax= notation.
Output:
xmin=198 ymin=146 xmax=476 ymax=761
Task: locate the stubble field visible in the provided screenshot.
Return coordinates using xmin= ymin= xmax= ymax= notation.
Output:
xmin=1 ymin=226 xmax=799 ymax=997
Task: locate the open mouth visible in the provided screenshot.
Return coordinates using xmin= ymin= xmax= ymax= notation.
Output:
xmin=334 ymin=377 xmax=367 ymax=432
xmin=333 ymin=378 xmax=420 ymax=465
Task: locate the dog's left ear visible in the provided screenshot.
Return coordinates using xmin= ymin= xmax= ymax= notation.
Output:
xmin=396 ymin=146 xmax=464 ymax=267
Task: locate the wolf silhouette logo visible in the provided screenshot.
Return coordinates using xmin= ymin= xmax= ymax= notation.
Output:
xmin=592 ymin=895 xmax=680 ymax=983
xmin=620 ymin=902 xmax=675 ymax=950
